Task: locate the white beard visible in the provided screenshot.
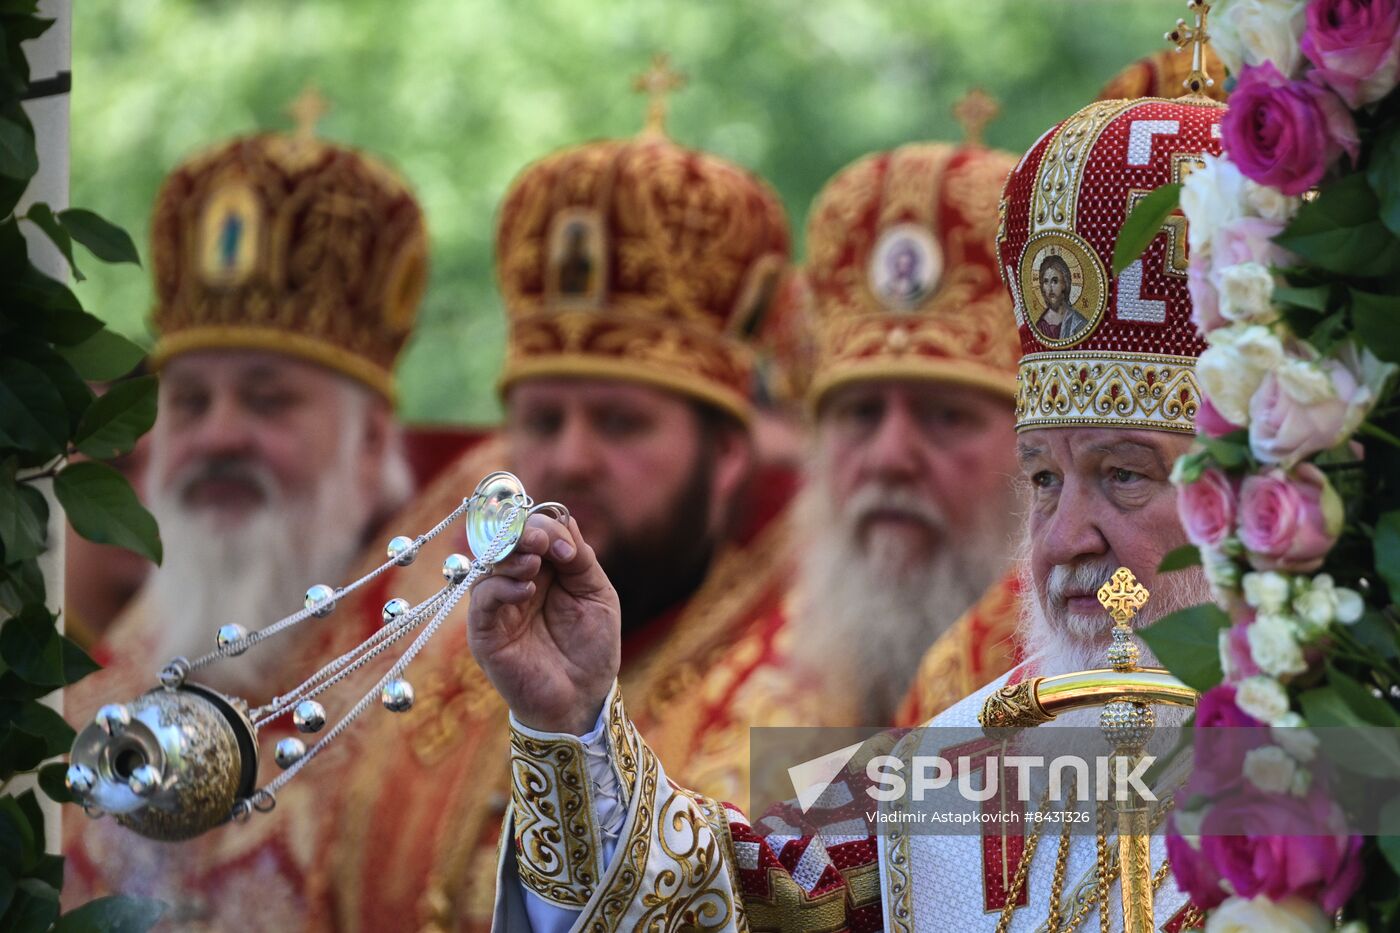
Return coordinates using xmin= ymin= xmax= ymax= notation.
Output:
xmin=144 ymin=405 xmax=383 ymax=699
xmin=789 ymin=459 xmax=1021 ymax=724
xmin=1016 ymin=542 xmax=1211 ymax=732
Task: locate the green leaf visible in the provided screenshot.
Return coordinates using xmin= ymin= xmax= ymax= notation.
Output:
xmin=0 ymin=606 xmax=64 ymax=686
xmin=1275 ymin=173 xmax=1400 ymax=278
xmin=1273 ymin=283 xmax=1332 ymax=313
xmin=53 ymin=895 xmax=168 ymax=933
xmin=1199 ymin=434 xmax=1250 ymax=469
xmin=1371 ymin=120 xmax=1400 ymax=237
xmin=4 ymin=877 xmax=60 ymax=932
xmin=23 ymin=202 xmax=82 ymax=282
xmin=1158 ymin=544 xmax=1202 ymax=573
xmin=30 ymin=854 xmax=62 ymax=891
xmin=0 ymin=470 xmax=48 ymax=562
xmin=1352 ymin=610 xmax=1400 ymax=660
xmin=1381 ymin=798 xmax=1400 ymax=876
xmin=1301 ymin=684 xmax=1400 ymax=778
xmin=0 ymin=796 xmax=33 ymax=874
xmin=0 ymin=701 xmax=76 ymax=760
xmin=19 ymin=308 xmax=105 ymax=347
xmin=56 ymin=208 xmax=140 ymax=266
xmin=1327 ymin=663 xmax=1400 ymax=726
xmin=0 ymin=870 xmax=14 ymax=924
xmin=1353 ymin=290 xmax=1400 ymax=363
xmin=37 ymin=762 xmax=73 ymax=805
xmin=15 ymin=789 xmax=45 ymax=851
xmin=1377 ymin=510 xmax=1400 ymax=599
xmin=0 ymin=560 xmax=45 ymax=617
xmin=54 ymin=327 xmax=146 ymax=382
xmin=0 ymin=112 xmax=37 ymax=180
xmin=0 ymin=358 xmax=67 ymax=459
xmin=8 ymin=264 xmax=81 ymax=314
xmin=1137 ymin=602 xmax=1229 ymax=692
xmin=54 ymin=461 xmax=162 ymax=563
xmin=72 ymin=375 xmax=156 ymax=460
xmin=0 ymin=725 xmax=48 ymax=778
xmin=1111 ymin=183 xmax=1181 ymax=276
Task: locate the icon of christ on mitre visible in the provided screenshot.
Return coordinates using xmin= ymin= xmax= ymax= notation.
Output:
xmin=468 ymin=41 xmax=1232 ymax=931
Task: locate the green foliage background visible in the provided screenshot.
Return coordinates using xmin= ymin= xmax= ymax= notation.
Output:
xmin=72 ymin=0 xmax=1172 ymax=426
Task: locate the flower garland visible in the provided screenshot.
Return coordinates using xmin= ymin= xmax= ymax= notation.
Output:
xmin=1139 ymin=0 xmax=1400 ymax=928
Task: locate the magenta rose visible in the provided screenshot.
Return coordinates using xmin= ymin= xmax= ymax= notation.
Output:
xmin=1190 ymin=684 xmax=1269 ymax=795
xmin=1248 ymin=359 xmax=1360 ymax=467
xmin=1199 ymin=787 xmax=1365 ymax=913
xmin=1198 ymin=394 xmax=1245 ymax=439
xmin=1238 ymin=463 xmax=1343 ymax=572
xmin=1166 ymin=830 xmax=1229 ymax=910
xmin=1222 ymin=61 xmax=1361 ymax=195
xmin=1178 ymin=468 xmax=1237 ymax=548
xmin=1302 ymin=0 xmax=1400 ymax=107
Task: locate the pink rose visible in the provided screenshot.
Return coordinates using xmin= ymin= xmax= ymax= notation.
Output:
xmin=1248 ymin=359 xmax=1358 ymax=466
xmin=1178 ymin=468 xmax=1237 ymax=547
xmin=1222 ymin=62 xmax=1361 ymax=195
xmin=1199 ymin=394 xmax=1245 ymax=438
xmin=1301 ymin=0 xmax=1400 ymax=107
xmin=1199 ymin=787 xmax=1365 ymax=913
xmin=1238 ymin=464 xmax=1343 ymax=571
xmin=1188 ymin=262 xmax=1227 ymax=335
xmin=1213 ymin=216 xmax=1295 ymax=270
xmin=1223 ymin=619 xmax=1264 ymax=680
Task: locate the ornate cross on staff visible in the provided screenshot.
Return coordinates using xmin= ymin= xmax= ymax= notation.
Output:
xmin=286 ymin=85 xmax=329 ymax=139
xmin=1166 ymin=0 xmax=1215 ymax=96
xmin=953 ymin=88 xmax=1000 ymax=147
xmin=632 ymin=53 xmax=686 ymax=136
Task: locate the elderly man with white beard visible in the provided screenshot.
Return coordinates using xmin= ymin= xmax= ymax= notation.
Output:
xmin=469 ymin=89 xmax=1228 ymax=930
xmin=62 ymin=119 xmax=431 ymax=928
xmin=778 ymin=136 xmax=1028 ymax=727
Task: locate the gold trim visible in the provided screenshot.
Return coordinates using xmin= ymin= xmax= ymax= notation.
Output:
xmin=499 ymin=353 xmax=752 ymax=426
xmin=1015 ymin=352 xmax=1199 ymax=434
xmin=151 ymin=326 xmax=396 ymax=402
xmin=810 ymin=358 xmax=1017 ymax=413
xmin=509 ymin=725 xmax=606 ymax=908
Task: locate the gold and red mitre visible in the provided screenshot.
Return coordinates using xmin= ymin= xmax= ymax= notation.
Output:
xmin=996 ymin=94 xmax=1225 ymax=434
xmin=755 ymin=268 xmax=816 ymax=405
xmin=148 ymin=102 xmax=427 ymax=401
xmin=1097 ymin=43 xmax=1229 ymax=103
xmin=493 ymin=84 xmax=791 ymax=424
xmin=804 ymin=140 xmax=1021 ymax=410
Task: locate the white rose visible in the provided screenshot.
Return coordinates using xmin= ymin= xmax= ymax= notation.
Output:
xmin=1243 ymin=571 xmax=1291 ymax=611
xmin=1249 ymin=612 xmax=1308 ymax=677
xmin=1244 ymin=745 xmax=1297 ymax=793
xmin=1334 ymin=587 xmax=1364 ymax=624
xmin=1217 ymin=262 xmax=1278 ymax=323
xmin=1236 ymin=675 xmax=1290 ymax=722
xmin=1180 ymin=154 xmax=1247 ymax=256
xmin=1198 ymin=325 xmax=1286 ymax=425
xmin=1202 ymin=546 xmax=1242 ymax=602
xmin=1336 ymin=344 xmax=1399 ymax=439
xmin=1174 ymin=806 xmax=1207 ymax=850
xmin=1290 ymin=766 xmax=1313 ymax=797
xmin=1272 ymin=712 xmax=1319 ymax=762
xmin=1243 ymin=179 xmax=1302 ymax=224
xmin=1210 ymin=0 xmax=1309 ymax=78
xmin=1293 ymin=588 xmax=1336 ymax=633
xmin=1205 ymin=895 xmax=1330 ymax=933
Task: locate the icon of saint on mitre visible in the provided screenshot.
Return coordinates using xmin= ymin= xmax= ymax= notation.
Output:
xmin=1023 ymin=235 xmax=1105 ymax=345
xmin=547 ymin=210 xmax=606 ymax=308
xmin=868 ymin=224 xmax=942 ymax=312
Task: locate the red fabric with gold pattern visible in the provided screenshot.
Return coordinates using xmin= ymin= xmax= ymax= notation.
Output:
xmin=495 ymin=134 xmax=791 ymax=424
xmin=805 ymin=143 xmax=1020 ymax=410
xmin=755 ymin=268 xmax=817 ymax=404
xmin=996 ymin=97 xmax=1225 ymax=433
xmin=149 ymin=133 xmax=428 ymax=400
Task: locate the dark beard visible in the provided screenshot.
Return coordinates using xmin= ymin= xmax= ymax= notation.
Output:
xmin=598 ymin=451 xmax=718 ymax=633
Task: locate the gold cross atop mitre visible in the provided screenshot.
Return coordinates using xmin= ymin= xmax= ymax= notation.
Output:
xmin=953 ymin=88 xmax=1000 ymax=146
xmin=286 ymin=85 xmax=330 ymax=139
xmin=632 ymin=53 xmax=686 ymax=136
xmin=1166 ymin=0 xmax=1216 ymax=97
xmin=1097 ymin=567 xmax=1150 ymax=624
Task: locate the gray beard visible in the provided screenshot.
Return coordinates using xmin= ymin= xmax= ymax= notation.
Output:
xmin=789 ymin=464 xmax=1021 ymax=724
xmin=1016 ymin=542 xmax=1211 ymax=733
xmin=145 ymin=424 xmax=379 ymax=700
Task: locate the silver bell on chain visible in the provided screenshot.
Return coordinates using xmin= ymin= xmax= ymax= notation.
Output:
xmin=292 ymin=700 xmax=326 ymax=734
xmin=386 ymin=535 xmax=419 ymax=567
xmin=304 ymin=584 xmax=336 ymax=618
xmin=381 ymin=678 xmax=415 ymax=713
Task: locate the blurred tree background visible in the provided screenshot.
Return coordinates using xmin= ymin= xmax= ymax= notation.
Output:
xmin=73 ymin=0 xmax=1175 ymax=426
